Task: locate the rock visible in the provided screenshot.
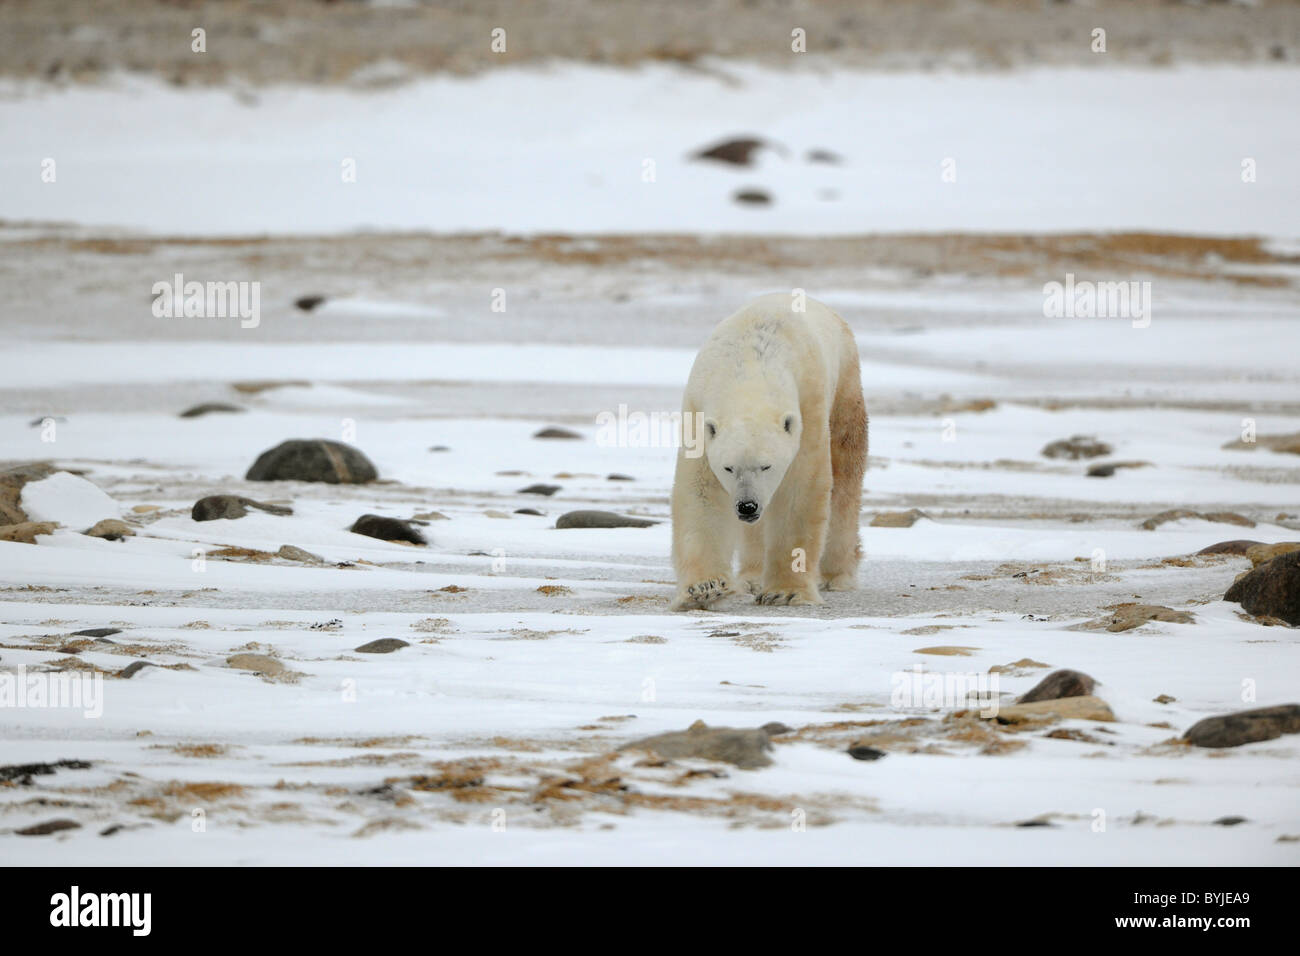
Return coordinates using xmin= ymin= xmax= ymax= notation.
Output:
xmin=118 ymin=661 xmax=153 ymax=679
xmin=1245 ymin=542 xmax=1300 ymax=568
xmin=848 ymin=745 xmax=886 ymax=761
xmin=518 ymin=483 xmax=561 ymax=496
xmin=913 ymin=646 xmax=978 ymax=656
xmin=1224 ymin=551 xmax=1300 ymax=625
xmin=484 ymin=510 xmax=512 ymax=519
xmin=806 ymin=148 xmax=843 ymax=164
xmin=555 ymin=510 xmax=659 ymax=529
xmin=1153 ymin=694 xmax=1176 ymax=704
xmin=0 ymin=760 xmax=91 ymax=784
xmin=1183 ymin=704 xmax=1300 ymax=748
xmin=622 ymin=720 xmax=773 ymax=769
xmin=84 ymin=519 xmax=133 ymax=540
xmin=1099 ymin=603 xmax=1195 ymax=632
xmin=0 ymin=521 xmax=58 ymax=543
xmin=1196 ymin=540 xmax=1263 ymax=556
xmin=226 ymin=653 xmax=285 ymax=677
xmin=191 ymin=495 xmax=293 ymax=521
xmin=412 ymin=511 xmax=449 ymax=521
xmin=1213 ymin=816 xmax=1248 ymax=826
xmin=1018 ymin=669 xmax=1097 ymax=703
xmin=1222 ymin=432 xmax=1300 ymax=455
xmin=1086 ymin=460 xmax=1150 ymax=478
xmin=349 ymin=514 xmax=426 ymax=545
xmin=1141 ymin=509 xmax=1254 ymax=530
xmin=0 ymin=461 xmax=56 ymax=524
xmin=690 ymin=136 xmax=769 ymax=167
xmin=295 ymin=294 xmax=327 ymax=312
xmin=73 ymin=628 xmax=120 ymax=638
xmin=514 ymin=508 xmax=544 ymax=516
xmin=15 ymin=819 xmax=81 ymax=836
xmin=1041 ymin=435 xmax=1111 ymax=460
xmin=871 ymin=509 xmax=928 ymax=528
xmin=606 ymin=473 xmax=635 ymax=481
xmin=276 ymin=544 xmax=323 ymax=563
xmin=245 ymin=439 xmax=378 ymax=484
xmin=354 ymin=638 xmax=409 ymax=654
xmin=733 ymin=188 xmax=772 ymax=206
xmin=533 ymin=427 xmax=582 ymax=440
xmin=179 ymin=402 xmax=244 ymax=418
xmin=989 ymin=695 xmax=1116 ymax=726
xmin=760 ymin=722 xmax=794 ymax=736
xmin=20 ymin=471 xmax=120 ymax=528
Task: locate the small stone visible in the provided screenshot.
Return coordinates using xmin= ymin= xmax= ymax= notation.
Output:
xmin=119 ymin=661 xmax=153 ymax=679
xmin=412 ymin=511 xmax=449 ymax=521
xmin=1214 ymin=816 xmax=1248 ymax=826
xmin=1224 ymin=551 xmax=1300 ymax=625
xmin=179 ymin=402 xmax=244 ymax=418
xmin=0 ymin=521 xmax=59 ymax=543
xmin=606 ymin=473 xmax=635 ymax=481
xmin=192 ymin=495 xmax=293 ymax=521
xmin=1183 ymin=704 xmax=1300 ymax=748
xmin=733 ymin=188 xmax=772 ymax=206
xmin=1018 ymin=669 xmax=1097 ymax=704
xmin=1196 ymin=540 xmax=1263 ymax=556
xmin=691 ymin=137 xmax=769 ymax=167
xmin=870 ymin=508 xmax=929 ymax=528
xmin=354 ymin=638 xmax=409 ymax=654
xmin=514 ymin=508 xmax=544 ymax=516
xmin=84 ymin=518 xmax=133 ymax=540
xmin=806 ymin=148 xmax=842 ymax=164
xmin=295 ymin=294 xmax=327 ymax=311
xmin=848 ymin=745 xmax=886 ymax=761
xmin=622 ymin=720 xmax=773 ymax=769
xmin=989 ymin=695 xmax=1116 ymax=726
xmin=277 ymin=544 xmax=323 ymax=563
xmin=1153 ymin=694 xmax=1176 ymax=704
xmin=349 ymin=514 xmax=426 ymax=545
xmin=1042 ymin=436 xmax=1112 ymax=460
xmin=227 ymin=653 xmax=285 ymax=676
xmin=760 ymin=722 xmax=794 ymax=736
xmin=533 ymin=427 xmax=582 ymax=440
xmin=518 ymin=483 xmax=561 ymax=496
xmin=913 ymin=645 xmax=978 ymax=656
xmin=73 ymin=628 xmax=120 ymax=638
xmin=16 ymin=819 xmax=81 ymax=836
xmin=245 ymin=439 xmax=377 ymax=484
xmin=1100 ymin=603 xmax=1195 ymax=632
xmin=1086 ymin=460 xmax=1150 ymax=478
xmin=555 ymin=510 xmax=659 ymax=529
xmin=428 ymin=445 xmax=450 ymax=452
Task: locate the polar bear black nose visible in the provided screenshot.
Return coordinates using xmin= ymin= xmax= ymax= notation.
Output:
xmin=737 ymin=500 xmax=760 ymax=521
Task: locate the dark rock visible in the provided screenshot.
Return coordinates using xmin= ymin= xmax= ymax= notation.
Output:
xmin=733 ymin=188 xmax=772 ymax=206
xmin=27 ymin=416 xmax=67 ymax=427
xmin=192 ymin=495 xmax=293 ymax=521
xmin=1224 ymin=551 xmax=1300 ymax=625
xmin=0 ymin=760 xmax=91 ymax=784
xmin=848 ymin=745 xmax=886 ymax=761
xmin=760 ymin=722 xmax=794 ymax=736
xmin=1214 ymin=816 xmax=1248 ymax=826
xmin=179 ymin=402 xmax=244 ymax=418
xmin=1086 ymin=460 xmax=1150 ymax=478
xmin=622 ymin=720 xmax=773 ymax=769
xmin=16 ymin=819 xmax=81 ymax=836
xmin=428 ymin=445 xmax=450 ymax=452
xmin=806 ymin=148 xmax=843 ymax=164
xmin=555 ymin=510 xmax=659 ymax=529
xmin=349 ymin=514 xmax=426 ymax=545
xmin=606 ymin=473 xmax=635 ymax=481
xmin=1041 ymin=435 xmax=1111 ymax=460
xmin=1196 ymin=540 xmax=1263 ymax=556
xmin=1184 ymin=704 xmax=1300 ymax=748
xmin=73 ymin=628 xmax=121 ymax=638
xmin=245 ymin=439 xmax=377 ymax=484
xmin=518 ymin=483 xmax=560 ymax=496
xmin=1018 ymin=669 xmax=1097 ymax=704
xmin=514 ymin=508 xmax=544 ymax=516
xmin=691 ymin=136 xmax=768 ymax=167
xmin=118 ymin=661 xmax=153 ymax=679
xmin=354 ymin=638 xmax=409 ymax=654
xmin=295 ymin=294 xmax=327 ymax=312
xmin=533 ymin=427 xmax=582 ymax=440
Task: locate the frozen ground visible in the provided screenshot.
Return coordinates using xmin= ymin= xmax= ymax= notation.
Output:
xmin=2 ymin=60 xmax=1299 ymax=865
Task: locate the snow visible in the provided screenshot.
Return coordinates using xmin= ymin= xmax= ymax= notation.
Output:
xmin=2 ymin=64 xmax=1299 ymax=236
xmin=18 ymin=471 xmax=122 ymax=529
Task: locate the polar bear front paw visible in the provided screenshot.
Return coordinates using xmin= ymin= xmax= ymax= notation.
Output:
xmin=671 ymin=577 xmax=732 ymax=611
xmin=755 ymin=587 xmax=823 ymax=606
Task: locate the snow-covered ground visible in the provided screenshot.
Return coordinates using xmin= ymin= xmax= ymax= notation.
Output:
xmin=2 ymin=61 xmax=1299 ymax=866
xmin=3 ymin=64 xmax=1299 ymax=235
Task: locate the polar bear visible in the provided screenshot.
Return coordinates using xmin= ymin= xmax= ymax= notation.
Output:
xmin=671 ymin=293 xmax=867 ymax=610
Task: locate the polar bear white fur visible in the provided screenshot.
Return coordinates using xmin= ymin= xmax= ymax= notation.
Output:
xmin=671 ymin=293 xmax=867 ymax=610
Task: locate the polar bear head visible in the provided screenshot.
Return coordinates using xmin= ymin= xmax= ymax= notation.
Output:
xmin=702 ymin=411 xmax=801 ymax=523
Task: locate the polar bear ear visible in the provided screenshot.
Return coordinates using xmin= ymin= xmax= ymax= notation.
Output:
xmin=783 ymin=414 xmax=797 ymax=434
xmin=704 ymin=418 xmax=718 ymax=439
